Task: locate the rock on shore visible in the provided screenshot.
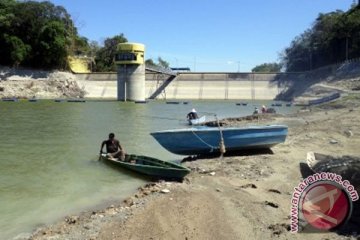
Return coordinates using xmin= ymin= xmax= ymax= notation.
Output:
xmin=0 ymin=67 xmax=86 ymax=99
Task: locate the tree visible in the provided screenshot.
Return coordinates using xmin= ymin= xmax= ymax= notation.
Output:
xmin=145 ymin=59 xmax=156 ymax=67
xmin=37 ymin=21 xmax=69 ymax=68
xmin=0 ymin=0 xmax=83 ymax=69
xmin=145 ymin=57 xmax=170 ymax=69
xmin=72 ymin=36 xmax=90 ymax=56
xmin=280 ymin=6 xmax=360 ymax=72
xmin=252 ymin=62 xmax=282 ymax=73
xmin=88 ymin=40 xmax=100 ymax=58
xmin=0 ymin=0 xmax=16 ymax=29
xmin=3 ymin=34 xmax=31 ymax=67
xmin=157 ymin=57 xmax=170 ymax=69
xmin=94 ymin=34 xmax=127 ymax=72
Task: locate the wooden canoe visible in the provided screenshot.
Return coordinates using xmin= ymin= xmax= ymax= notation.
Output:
xmin=100 ymin=154 xmax=191 ymax=179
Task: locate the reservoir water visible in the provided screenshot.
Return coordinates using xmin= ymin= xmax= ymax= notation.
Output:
xmin=0 ymin=100 xmax=295 ymax=239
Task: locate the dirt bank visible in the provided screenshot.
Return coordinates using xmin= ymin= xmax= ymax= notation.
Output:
xmin=23 ymin=94 xmax=360 ymax=240
xmin=275 ymin=61 xmax=360 ymax=102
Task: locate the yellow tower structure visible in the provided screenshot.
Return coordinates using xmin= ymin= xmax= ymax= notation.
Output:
xmin=115 ymin=43 xmax=145 ymax=101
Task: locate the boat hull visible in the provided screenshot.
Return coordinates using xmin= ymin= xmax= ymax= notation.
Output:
xmin=101 ymin=154 xmax=190 ymax=179
xmin=151 ymin=125 xmax=288 ymax=155
xmin=188 ymin=116 xmax=206 ymax=125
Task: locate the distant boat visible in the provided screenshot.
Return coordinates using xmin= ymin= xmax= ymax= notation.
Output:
xmin=2 ymin=98 xmax=18 ymax=102
xmin=166 ymin=101 xmax=180 ymax=104
xmin=134 ymin=100 xmax=148 ymax=104
xmin=100 ymin=154 xmax=191 ymax=179
xmin=188 ymin=116 xmax=206 ymax=126
xmin=28 ymin=99 xmax=38 ymax=102
xmin=151 ymin=125 xmax=288 ymax=155
xmin=67 ymin=99 xmax=86 ymax=103
xmin=235 ymin=102 xmax=248 ymax=106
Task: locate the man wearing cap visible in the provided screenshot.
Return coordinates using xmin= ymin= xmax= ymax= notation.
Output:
xmin=187 ymin=108 xmax=199 ymax=120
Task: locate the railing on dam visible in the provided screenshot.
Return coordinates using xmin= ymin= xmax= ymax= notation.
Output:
xmin=145 ymin=65 xmax=176 ymax=76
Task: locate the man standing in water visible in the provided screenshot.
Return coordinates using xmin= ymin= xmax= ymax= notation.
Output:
xmin=100 ymin=133 xmax=125 ymax=160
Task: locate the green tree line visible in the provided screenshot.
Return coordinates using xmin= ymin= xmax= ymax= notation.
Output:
xmin=4 ymin=1 xmax=358 ymax=73
xmin=0 ymin=0 xmax=82 ymax=69
xmin=0 ymin=0 xmax=127 ymax=71
xmin=0 ymin=0 xmax=169 ymax=72
xmin=280 ymin=4 xmax=360 ymax=72
xmin=251 ymin=63 xmax=282 ymax=73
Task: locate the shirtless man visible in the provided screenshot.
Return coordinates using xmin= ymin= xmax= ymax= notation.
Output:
xmin=100 ymin=133 xmax=125 ymax=160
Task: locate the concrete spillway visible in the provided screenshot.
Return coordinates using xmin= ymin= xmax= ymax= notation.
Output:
xmin=75 ymin=72 xmax=295 ymax=100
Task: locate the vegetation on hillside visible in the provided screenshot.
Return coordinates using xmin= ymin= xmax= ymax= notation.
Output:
xmin=281 ymin=4 xmax=360 ymax=72
xmin=0 ymin=0 xmax=81 ymax=69
xmin=93 ymin=34 xmax=127 ymax=72
xmin=251 ymin=63 xmax=282 ymax=73
xmin=0 ymin=0 xmax=127 ymax=71
xmin=2 ymin=1 xmax=358 ymax=73
xmin=145 ymin=57 xmax=170 ymax=69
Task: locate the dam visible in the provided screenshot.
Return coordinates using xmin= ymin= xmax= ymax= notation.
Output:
xmin=75 ymin=71 xmax=298 ymax=100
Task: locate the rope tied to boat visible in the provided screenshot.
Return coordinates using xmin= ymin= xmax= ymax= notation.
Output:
xmin=188 ymin=112 xmax=225 ymax=156
xmin=215 ymin=115 xmax=226 ymax=157
xmin=191 ymin=130 xmax=217 ymax=152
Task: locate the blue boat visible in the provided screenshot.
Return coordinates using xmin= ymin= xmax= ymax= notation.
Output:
xmin=151 ymin=125 xmax=288 ymax=155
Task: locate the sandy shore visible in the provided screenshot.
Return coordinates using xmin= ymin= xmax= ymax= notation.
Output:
xmin=23 ymin=94 xmax=360 ymax=240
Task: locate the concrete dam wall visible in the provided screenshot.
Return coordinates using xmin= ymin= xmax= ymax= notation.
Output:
xmin=75 ymin=72 xmax=297 ymax=100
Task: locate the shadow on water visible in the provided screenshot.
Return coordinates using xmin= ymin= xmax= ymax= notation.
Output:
xmin=181 ymin=148 xmax=274 ymax=163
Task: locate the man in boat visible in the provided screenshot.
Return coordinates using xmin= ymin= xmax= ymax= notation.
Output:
xmin=187 ymin=108 xmax=199 ymax=120
xmin=261 ymin=105 xmax=267 ymax=113
xmin=100 ymin=133 xmax=125 ymax=160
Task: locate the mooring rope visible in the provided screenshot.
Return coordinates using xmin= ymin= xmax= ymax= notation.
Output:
xmin=215 ymin=115 xmax=226 ymax=157
xmin=191 ymin=129 xmax=217 ymax=152
xmin=189 ymin=114 xmax=226 ymax=156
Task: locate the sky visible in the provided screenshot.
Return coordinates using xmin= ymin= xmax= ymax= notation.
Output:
xmin=48 ymin=0 xmax=354 ymax=72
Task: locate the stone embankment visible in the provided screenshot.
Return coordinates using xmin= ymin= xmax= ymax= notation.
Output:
xmin=0 ymin=67 xmax=86 ymax=99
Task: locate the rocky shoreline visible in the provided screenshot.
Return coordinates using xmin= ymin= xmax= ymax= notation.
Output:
xmin=0 ymin=68 xmax=85 ymax=99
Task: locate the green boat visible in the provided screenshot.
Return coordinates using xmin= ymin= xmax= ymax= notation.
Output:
xmin=100 ymin=154 xmax=191 ymax=179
